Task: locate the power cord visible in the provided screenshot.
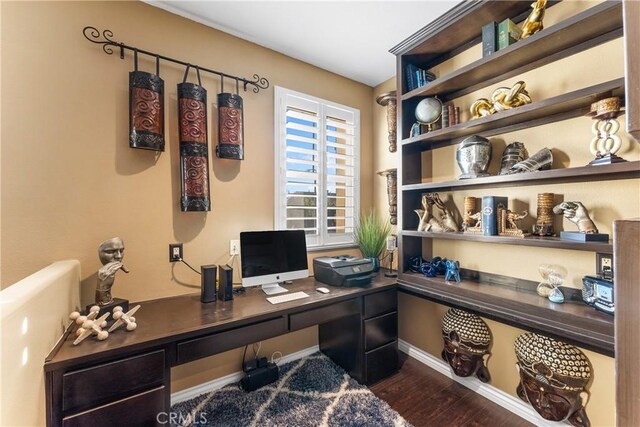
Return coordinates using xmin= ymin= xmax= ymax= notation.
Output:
xmin=178 ymin=258 xmax=201 ymax=275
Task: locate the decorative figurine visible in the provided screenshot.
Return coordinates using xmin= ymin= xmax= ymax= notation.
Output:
xmin=441 ymin=308 xmax=492 ymax=382
xmin=430 ymin=193 xmax=460 ymax=232
xmin=108 ymin=305 xmax=141 ymax=332
xmin=499 ymin=142 xmax=528 ymax=175
xmin=515 ymin=332 xmax=592 ymax=427
xmin=456 ymin=135 xmax=492 ymax=179
xmin=410 ymin=256 xmax=449 ymax=278
xmin=553 ymin=201 xmax=609 ymax=242
xmin=532 ymin=193 xmax=555 ymax=236
xmin=586 ymin=96 xmax=627 ymax=165
xmin=69 ymin=306 xmax=110 ymax=345
xmin=444 ymin=260 xmax=461 ymax=283
xmin=470 ymin=81 xmax=532 ymax=119
xmin=376 ymin=91 xmax=397 ymax=152
xmin=497 ymin=206 xmax=530 ymax=238
xmin=377 ymin=168 xmax=397 ymax=225
xmin=537 ymin=264 xmax=567 ymax=303
xmin=94 ymin=237 xmax=130 ymax=315
xmin=520 ymin=0 xmax=548 ymax=39
xmin=415 ymin=194 xmax=458 ymax=232
xmin=413 ymin=97 xmax=443 ymax=134
xmin=464 ymin=211 xmax=483 ymax=234
xmin=505 ymin=147 xmax=553 ymax=174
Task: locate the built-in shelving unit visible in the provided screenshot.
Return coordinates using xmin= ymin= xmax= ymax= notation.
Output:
xmin=391 ymin=0 xmax=638 ymax=355
xmin=402 ymin=160 xmax=640 ymax=190
xmin=402 ymin=78 xmax=625 ymax=147
xmin=402 ymin=230 xmax=613 ymax=252
xmin=399 ymin=273 xmax=614 ymax=355
xmin=401 ymin=1 xmax=622 ymax=101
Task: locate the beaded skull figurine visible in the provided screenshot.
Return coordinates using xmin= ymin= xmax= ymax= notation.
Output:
xmin=441 ymin=308 xmax=492 ymax=382
xmin=514 ymin=333 xmax=592 ymax=427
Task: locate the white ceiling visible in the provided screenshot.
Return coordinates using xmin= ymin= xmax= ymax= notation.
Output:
xmin=146 ymin=1 xmax=458 ymax=87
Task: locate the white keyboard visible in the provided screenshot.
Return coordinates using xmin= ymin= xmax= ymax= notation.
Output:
xmin=267 ymin=291 xmax=310 ymax=305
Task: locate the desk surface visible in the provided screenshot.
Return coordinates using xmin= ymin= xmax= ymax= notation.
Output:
xmin=45 ymin=274 xmax=397 ymax=372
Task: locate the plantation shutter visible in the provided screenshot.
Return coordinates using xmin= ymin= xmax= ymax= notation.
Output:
xmin=275 ymin=87 xmax=360 ymax=248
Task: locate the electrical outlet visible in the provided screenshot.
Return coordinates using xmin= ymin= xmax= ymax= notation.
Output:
xmin=230 ymin=239 xmax=240 ymax=256
xmin=169 ymin=243 xmax=183 ymax=262
xmin=596 ymin=252 xmax=613 ymax=279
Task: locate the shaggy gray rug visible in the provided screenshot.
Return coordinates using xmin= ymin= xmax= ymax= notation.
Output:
xmin=171 ymin=352 xmax=411 ymax=427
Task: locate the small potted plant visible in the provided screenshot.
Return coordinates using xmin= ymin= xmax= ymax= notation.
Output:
xmin=354 ymin=211 xmax=391 ymax=272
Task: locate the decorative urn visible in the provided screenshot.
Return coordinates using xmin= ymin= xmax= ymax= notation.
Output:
xmin=456 ymin=135 xmax=492 ymax=179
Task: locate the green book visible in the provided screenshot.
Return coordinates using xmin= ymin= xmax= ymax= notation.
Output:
xmin=497 ymin=19 xmax=522 ymax=50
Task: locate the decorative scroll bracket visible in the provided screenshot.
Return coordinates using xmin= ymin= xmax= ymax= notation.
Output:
xmin=83 ymin=26 xmax=270 ymax=94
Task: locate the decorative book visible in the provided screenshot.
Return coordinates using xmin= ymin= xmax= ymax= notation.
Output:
xmin=482 ymin=196 xmax=508 ymax=236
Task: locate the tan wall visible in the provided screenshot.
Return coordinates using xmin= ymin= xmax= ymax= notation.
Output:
xmin=1 ymin=1 xmax=373 ymax=390
xmin=371 ymin=2 xmax=635 ymax=426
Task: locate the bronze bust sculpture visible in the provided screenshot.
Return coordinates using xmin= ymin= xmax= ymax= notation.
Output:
xmin=441 ymin=308 xmax=492 ymax=382
xmin=96 ymin=237 xmax=129 ymax=306
xmin=515 ymin=333 xmax=592 ymax=427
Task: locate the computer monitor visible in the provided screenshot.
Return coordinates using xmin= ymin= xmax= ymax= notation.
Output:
xmin=240 ymin=230 xmax=309 ymax=295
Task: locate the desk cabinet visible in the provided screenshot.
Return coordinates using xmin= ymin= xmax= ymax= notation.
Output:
xmin=319 ymin=288 xmax=398 ymax=385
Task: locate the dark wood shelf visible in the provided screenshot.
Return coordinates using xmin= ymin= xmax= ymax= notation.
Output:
xmin=402 ymin=78 xmax=625 ymax=148
xmin=400 ymin=1 xmax=623 ymax=101
xmin=398 ymin=272 xmax=614 ymax=355
xmin=402 ymin=230 xmax=613 ymax=253
xmin=402 ymin=161 xmax=640 ymax=191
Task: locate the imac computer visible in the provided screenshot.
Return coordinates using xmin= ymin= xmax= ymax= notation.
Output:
xmin=240 ymin=230 xmax=309 ymax=295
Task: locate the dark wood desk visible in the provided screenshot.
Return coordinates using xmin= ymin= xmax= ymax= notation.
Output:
xmin=44 ymin=274 xmax=398 ymax=426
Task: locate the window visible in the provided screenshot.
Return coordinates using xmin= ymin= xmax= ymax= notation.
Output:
xmin=274 ymin=86 xmax=360 ymax=249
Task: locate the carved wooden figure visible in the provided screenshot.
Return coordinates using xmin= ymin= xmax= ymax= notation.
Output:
xmin=515 ymin=333 xmax=592 ymax=427
xmin=69 ymin=306 xmax=110 ymax=345
xmin=441 ymin=308 xmax=492 ymax=382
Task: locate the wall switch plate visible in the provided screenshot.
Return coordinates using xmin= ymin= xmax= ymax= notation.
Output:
xmin=596 ymin=252 xmax=613 ymax=279
xmin=169 ymin=243 xmax=183 ymax=262
xmin=230 ymin=239 xmax=240 ymax=256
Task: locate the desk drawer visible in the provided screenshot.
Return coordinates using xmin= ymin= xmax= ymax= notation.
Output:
xmin=177 ymin=317 xmax=286 ymax=365
xmin=364 ymin=311 xmax=397 ymax=351
xmin=289 ymin=298 xmax=360 ymax=331
xmin=62 ymin=386 xmax=165 ymax=427
xmin=364 ymin=289 xmax=397 ymax=319
xmin=365 ymin=340 xmax=398 ymax=386
xmin=62 ymin=350 xmax=165 ymax=413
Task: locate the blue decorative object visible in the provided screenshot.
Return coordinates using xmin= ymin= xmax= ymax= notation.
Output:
xmin=420 ymin=262 xmax=438 ymax=277
xmin=445 ymin=260 xmax=461 ymax=283
xmin=548 ymin=286 xmax=565 ymax=304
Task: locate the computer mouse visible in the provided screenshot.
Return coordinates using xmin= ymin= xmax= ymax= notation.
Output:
xmin=316 ymin=287 xmax=330 ymax=294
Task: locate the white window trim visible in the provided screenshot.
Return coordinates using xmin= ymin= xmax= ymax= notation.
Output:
xmin=274 ymin=86 xmax=360 ymax=250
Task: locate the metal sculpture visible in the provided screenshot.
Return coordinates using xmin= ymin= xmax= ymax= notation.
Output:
xmin=217 ymin=77 xmax=244 ymax=160
xmin=470 ymin=81 xmax=532 ymax=119
xmin=96 ymin=237 xmax=129 ymax=307
xmin=129 ymin=51 xmax=164 ymax=151
xmin=521 ymin=0 xmax=548 ymax=39
xmin=456 ymin=135 xmax=492 ymax=179
xmin=178 ymin=65 xmax=211 ymax=212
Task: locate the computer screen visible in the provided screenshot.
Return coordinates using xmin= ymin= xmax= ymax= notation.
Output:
xmin=240 ymin=230 xmax=309 ymax=295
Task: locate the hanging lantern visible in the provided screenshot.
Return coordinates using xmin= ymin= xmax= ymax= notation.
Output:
xmin=178 ymin=65 xmax=210 ymax=212
xmin=216 ymin=77 xmax=244 ymax=160
xmin=129 ymin=50 xmax=164 ymax=151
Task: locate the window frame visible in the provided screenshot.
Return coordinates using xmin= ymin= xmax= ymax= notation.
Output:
xmin=274 ymin=86 xmax=360 ymax=250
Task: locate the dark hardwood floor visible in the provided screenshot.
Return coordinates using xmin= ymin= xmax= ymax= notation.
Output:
xmin=370 ymin=354 xmax=534 ymax=427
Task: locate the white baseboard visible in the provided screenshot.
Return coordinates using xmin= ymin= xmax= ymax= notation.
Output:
xmin=171 ymin=345 xmax=320 ymax=405
xmin=399 ymin=339 xmax=557 ymax=427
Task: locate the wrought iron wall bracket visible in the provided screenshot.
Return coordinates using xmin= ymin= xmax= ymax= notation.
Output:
xmin=83 ymin=26 xmax=270 ymax=93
